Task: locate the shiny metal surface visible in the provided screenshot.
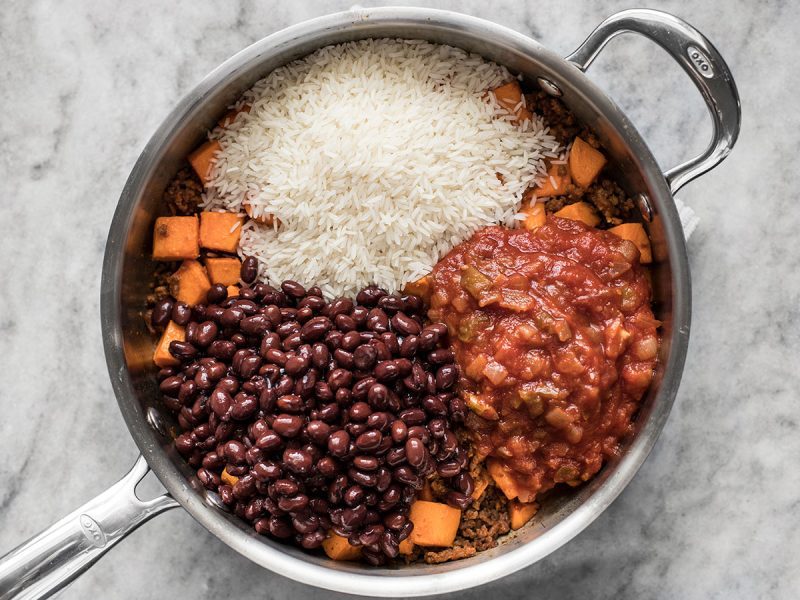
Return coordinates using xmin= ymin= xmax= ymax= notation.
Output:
xmin=0 ymin=7 xmax=740 ymax=598
xmin=566 ymin=9 xmax=741 ymax=194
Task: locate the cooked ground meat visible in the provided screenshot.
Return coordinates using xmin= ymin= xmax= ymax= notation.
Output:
xmin=163 ymin=167 xmax=203 ymax=215
xmin=545 ymin=178 xmax=637 ymax=227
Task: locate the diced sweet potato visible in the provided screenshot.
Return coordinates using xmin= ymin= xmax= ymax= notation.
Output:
xmin=408 ymin=500 xmax=461 ymax=548
xmin=220 ymin=467 xmax=239 ymax=487
xmin=568 ymin=137 xmax=606 ymax=188
xmin=493 ymin=81 xmax=533 ymax=124
xmin=188 ymin=139 xmax=222 ymax=185
xmin=398 ymin=536 xmax=415 ymax=556
xmin=608 ymin=223 xmax=652 ymax=264
xmin=534 ymin=163 xmax=571 ymax=198
xmin=554 ymin=201 xmax=600 ymax=228
xmin=199 ymin=211 xmax=244 ymax=253
xmin=153 ymin=321 xmax=185 ymax=368
xmin=205 ymin=257 xmax=241 ymax=286
xmin=486 ymin=458 xmax=519 ymax=501
xmin=509 ymin=500 xmax=538 ymax=530
xmin=322 ymin=533 xmax=362 ymax=561
xmin=227 ymin=285 xmax=240 ymax=298
xmin=170 ymin=260 xmax=212 ymax=306
xmin=152 ymin=216 xmax=199 ymax=261
xmin=243 ymin=202 xmax=276 ymax=227
xmin=218 ymin=103 xmax=251 ymax=128
xmin=520 ymin=201 xmax=546 ymax=230
xmin=403 ymin=275 xmax=432 ymax=305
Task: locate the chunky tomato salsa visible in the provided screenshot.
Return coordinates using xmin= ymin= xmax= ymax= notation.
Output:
xmin=429 ymin=219 xmax=658 ymax=502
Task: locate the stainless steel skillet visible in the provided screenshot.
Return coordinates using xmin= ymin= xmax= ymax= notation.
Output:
xmin=0 ymin=7 xmax=740 ymax=599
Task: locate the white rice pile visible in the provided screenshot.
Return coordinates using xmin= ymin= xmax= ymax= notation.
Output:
xmin=202 ymin=38 xmax=560 ymax=297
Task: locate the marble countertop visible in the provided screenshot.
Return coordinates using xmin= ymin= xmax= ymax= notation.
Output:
xmin=1 ymin=0 xmax=797 ymax=598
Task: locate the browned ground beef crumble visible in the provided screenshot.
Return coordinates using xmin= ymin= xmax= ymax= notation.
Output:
xmin=150 ymin=88 xmax=637 ymax=564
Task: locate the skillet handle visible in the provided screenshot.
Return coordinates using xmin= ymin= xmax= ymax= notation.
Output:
xmin=0 ymin=455 xmax=178 ymax=600
xmin=566 ymin=9 xmax=741 ymax=194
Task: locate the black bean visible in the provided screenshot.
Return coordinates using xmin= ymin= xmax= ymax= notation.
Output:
xmin=284 ymin=354 xmax=309 ymax=376
xmin=436 ymin=365 xmax=458 ymax=390
xmin=367 ymin=383 xmax=389 ymax=409
xmin=206 ymin=284 xmax=227 ymax=305
xmin=390 ymin=420 xmax=408 ymax=443
xmin=317 ymin=402 xmax=339 ymax=422
xmin=445 ymin=490 xmax=472 ymax=510
xmin=171 ymin=301 xmax=192 ymax=326
xmin=377 ymin=294 xmax=404 ymax=313
xmin=436 ymin=460 xmax=461 ymax=478
xmin=366 ymin=308 xmax=389 ymax=333
xmin=327 ymin=368 xmax=352 ymax=391
xmin=304 ymin=420 xmax=330 ymax=445
xmin=392 ymin=466 xmax=420 ymax=487
xmin=374 ymin=360 xmax=399 ymax=382
xmin=169 ymin=340 xmax=198 ymax=360
xmin=356 ymin=286 xmax=386 ymax=306
xmin=399 ymin=335 xmax=419 ymax=358
xmin=276 ymin=394 xmax=303 ymax=413
xmin=353 ymin=455 xmax=379 ymax=471
xmin=366 ymin=412 xmax=390 ymax=432
xmin=310 ymin=343 xmax=330 ymax=369
xmin=280 ymin=280 xmax=306 ymax=298
xmin=159 ymin=375 xmax=184 ymax=396
xmin=352 ymin=344 xmax=378 ymax=371
xmin=398 ymin=407 xmax=426 ymax=426
xmin=355 ymin=430 xmax=382 ymax=452
xmin=391 ymin=312 xmax=421 ymax=335
xmin=282 ymin=448 xmax=313 ymax=474
xmin=151 ymin=297 xmax=174 ymax=328
xmin=349 ymin=468 xmax=378 ymax=487
xmin=300 ymin=316 xmax=332 ymax=341
xmin=272 ymin=414 xmax=303 ymax=438
xmin=223 ymin=440 xmax=247 ymax=464
xmin=327 ymin=430 xmax=350 ymax=458
xmin=333 ymin=348 xmax=354 ymax=369
xmin=231 ymin=395 xmax=258 ymax=420
xmin=240 ymin=256 xmax=258 ymax=283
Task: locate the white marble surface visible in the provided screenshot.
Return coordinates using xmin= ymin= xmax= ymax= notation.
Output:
xmin=1 ymin=0 xmax=798 ymax=598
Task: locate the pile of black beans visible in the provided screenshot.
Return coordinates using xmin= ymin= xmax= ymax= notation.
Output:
xmin=153 ymin=260 xmax=472 ymax=564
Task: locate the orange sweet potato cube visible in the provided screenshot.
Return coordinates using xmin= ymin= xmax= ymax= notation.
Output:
xmin=493 ymin=81 xmax=533 ymax=124
xmin=408 ymin=500 xmax=461 ymax=548
xmin=487 ymin=458 xmax=519 ymax=501
xmin=568 ymin=137 xmax=607 ymax=188
xmin=152 ymin=216 xmax=199 ymax=261
xmin=205 ymin=257 xmax=241 ymax=286
xmin=608 ymin=223 xmax=652 ymax=264
xmin=509 ymin=500 xmax=538 ymax=530
xmin=534 ymin=163 xmax=571 ymax=198
xmin=554 ymin=201 xmax=600 ymax=228
xmin=520 ymin=201 xmax=546 ymax=230
xmin=243 ymin=202 xmax=275 ymax=226
xmin=227 ymin=285 xmax=240 ymax=298
xmin=199 ymin=211 xmax=244 ymax=253
xmin=188 ymin=140 xmax=221 ymax=185
xmin=218 ymin=103 xmax=251 ymax=128
xmin=398 ymin=536 xmax=415 ymax=555
xmin=220 ymin=467 xmax=239 ymax=487
xmin=169 ymin=260 xmax=212 ymax=306
xmin=322 ymin=533 xmax=362 ymax=561
xmin=153 ymin=321 xmax=185 ymax=368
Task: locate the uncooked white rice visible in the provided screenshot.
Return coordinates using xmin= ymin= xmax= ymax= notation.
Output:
xmin=202 ymin=38 xmax=561 ymax=297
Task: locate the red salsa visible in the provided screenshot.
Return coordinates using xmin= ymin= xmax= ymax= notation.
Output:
xmin=429 ymin=219 xmax=658 ymax=502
